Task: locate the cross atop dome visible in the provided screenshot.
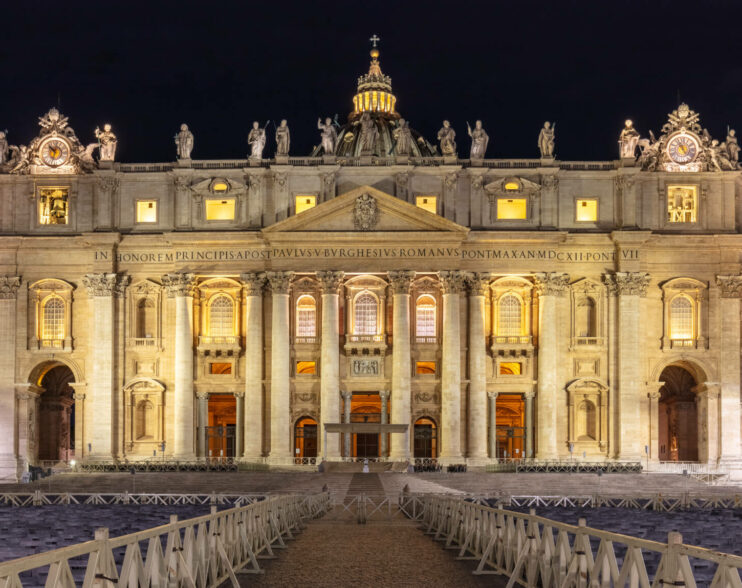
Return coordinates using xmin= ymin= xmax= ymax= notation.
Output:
xmin=369 ymin=34 xmax=380 ymax=48
xmin=352 ymin=38 xmax=397 ymax=120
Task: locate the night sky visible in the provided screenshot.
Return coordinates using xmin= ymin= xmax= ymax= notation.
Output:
xmin=2 ymin=0 xmax=741 ymax=163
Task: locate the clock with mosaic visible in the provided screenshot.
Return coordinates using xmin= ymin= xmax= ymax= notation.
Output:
xmin=666 ymin=132 xmax=699 ymax=165
xmin=38 ymin=136 xmax=72 ymax=168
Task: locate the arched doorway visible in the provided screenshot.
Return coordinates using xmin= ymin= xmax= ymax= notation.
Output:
xmin=658 ymin=365 xmax=698 ymax=462
xmin=37 ymin=364 xmax=75 ymax=462
xmin=207 ymin=394 xmax=236 ymax=459
xmin=294 ymin=416 xmax=318 ymax=461
xmin=413 ymin=417 xmax=437 ymax=458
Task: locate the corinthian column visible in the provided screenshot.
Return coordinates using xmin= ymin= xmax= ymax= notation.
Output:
xmin=162 ymin=273 xmax=197 ymax=459
xmin=266 ymin=271 xmax=293 ymax=460
xmin=317 ymin=271 xmax=343 ymax=459
xmin=439 ymin=270 xmax=466 ymax=460
xmin=388 ymin=270 xmax=414 ymax=459
xmin=241 ymin=273 xmax=265 ymax=459
xmin=534 ymin=272 xmax=569 ymax=459
xmin=612 ymin=272 xmax=650 ymax=460
xmin=0 ymin=277 xmax=20 ymax=477
xmin=715 ymin=275 xmax=742 ymax=462
xmin=467 ymin=272 xmax=490 ymax=459
xmin=83 ymin=273 xmax=129 ymax=459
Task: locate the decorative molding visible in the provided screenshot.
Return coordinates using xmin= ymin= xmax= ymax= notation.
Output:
xmin=614 ymin=272 xmax=651 ymax=297
xmin=483 ymin=176 xmax=541 ymax=200
xmin=438 ymin=270 xmax=467 ymax=294
xmin=716 ymin=275 xmax=742 ymax=298
xmin=241 ymin=272 xmax=266 ymax=296
xmin=83 ymin=273 xmax=128 ymax=297
xmin=388 ymin=270 xmax=415 ymax=294
xmin=352 ymin=193 xmax=379 ymax=231
xmin=265 ymin=271 xmax=294 ymax=294
xmin=414 ymin=391 xmax=439 ymax=404
xmin=273 ymin=172 xmax=287 ymax=189
xmin=444 ymin=172 xmax=458 ymax=189
xmin=466 ymin=272 xmax=491 ymax=296
xmin=541 ymin=174 xmax=559 ymax=190
xmin=0 ymin=276 xmax=21 ymax=299
xmin=161 ymin=273 xmax=197 ymax=298
xmin=533 ymin=272 xmax=570 ymax=297
xmin=96 ymin=176 xmax=120 ymax=196
xmin=317 ymin=270 xmax=344 ymax=293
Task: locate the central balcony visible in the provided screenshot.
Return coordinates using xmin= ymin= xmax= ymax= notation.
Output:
xmin=197 ymin=335 xmax=241 ymax=357
xmin=344 ymin=334 xmax=388 ymax=356
xmin=491 ymin=335 xmax=534 ymax=357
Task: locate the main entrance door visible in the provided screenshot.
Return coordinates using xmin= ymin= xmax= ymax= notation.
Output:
xmin=355 ymin=433 xmax=379 ymax=458
xmin=207 ymin=394 xmax=236 ymax=458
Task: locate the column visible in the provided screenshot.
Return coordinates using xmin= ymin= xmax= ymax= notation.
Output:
xmin=604 ymin=275 xmax=618 ymax=457
xmin=235 ymin=393 xmax=244 ymax=458
xmin=83 ymin=273 xmax=128 ymax=459
xmin=646 ymin=384 xmax=662 ymax=461
xmin=438 ymin=270 xmax=466 ymax=460
xmin=695 ymin=384 xmax=720 ymax=463
xmin=524 ymin=391 xmax=534 ymax=458
xmin=388 ymin=271 xmax=414 ymax=459
xmin=534 ymin=272 xmax=569 ymax=459
xmin=614 ymin=272 xmax=650 ymax=460
xmin=162 ymin=273 xmax=197 ymax=459
xmin=380 ymin=390 xmax=389 ymax=457
xmin=241 ymin=273 xmax=265 ymax=460
xmin=467 ymin=273 xmax=490 ymax=459
xmin=317 ymin=271 xmax=344 ymax=459
xmin=342 ymin=390 xmax=352 ymax=457
xmin=715 ymin=276 xmax=742 ymax=463
xmin=16 ymin=388 xmax=41 ymax=467
xmin=0 ymin=277 xmax=20 ymax=477
xmin=487 ymin=392 xmax=498 ymax=458
xmin=266 ymin=271 xmax=293 ymax=460
xmin=197 ymin=393 xmax=208 ymax=458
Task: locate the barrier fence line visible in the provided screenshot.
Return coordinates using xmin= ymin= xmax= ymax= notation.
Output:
xmin=0 ymin=492 xmax=331 ymax=587
xmin=400 ymin=494 xmax=742 ymax=587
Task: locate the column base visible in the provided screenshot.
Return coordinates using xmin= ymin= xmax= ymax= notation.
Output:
xmin=0 ymin=454 xmax=22 ymax=483
xmin=437 ymin=455 xmax=464 ymax=466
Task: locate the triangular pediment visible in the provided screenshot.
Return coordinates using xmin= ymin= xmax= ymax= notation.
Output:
xmin=262 ymin=185 xmax=469 ymax=234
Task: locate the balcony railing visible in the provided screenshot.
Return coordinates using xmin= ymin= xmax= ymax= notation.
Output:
xmin=492 ymin=335 xmax=532 ymax=345
xmin=294 ymin=336 xmax=318 ymax=344
xmin=415 ymin=336 xmax=438 ymax=344
xmin=39 ymin=338 xmax=64 ymax=349
xmin=127 ymin=337 xmax=159 ymax=348
xmin=198 ymin=335 xmax=240 ymax=346
xmin=670 ymin=338 xmax=696 ymax=349
xmin=346 ymin=334 xmax=385 ymax=343
xmin=574 ymin=336 xmax=603 ymax=346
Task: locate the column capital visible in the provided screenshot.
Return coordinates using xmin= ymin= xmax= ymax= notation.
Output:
xmin=83 ymin=272 xmax=129 ymax=297
xmin=241 ymin=272 xmax=266 ymax=296
xmin=466 ymin=272 xmax=491 ymax=296
xmin=162 ymin=272 xmax=197 ymax=297
xmin=195 ymin=391 xmax=210 ymax=400
xmin=317 ymin=270 xmax=344 ymax=293
xmin=388 ymin=270 xmax=415 ymax=294
xmin=378 ymin=389 xmax=390 ymax=400
xmin=0 ymin=276 xmax=20 ymax=299
xmin=646 ymin=381 xmax=663 ymax=400
xmin=523 ymin=390 xmax=536 ymax=400
xmin=533 ymin=272 xmax=570 ymax=297
xmin=487 ymin=391 xmax=499 ymax=400
xmin=233 ymin=391 xmax=245 ymax=399
xmin=612 ymin=271 xmax=651 ymax=297
xmin=341 ymin=390 xmax=353 ymax=401
xmin=716 ymin=275 xmax=742 ymax=298
xmin=438 ymin=270 xmax=466 ymax=294
xmin=694 ymin=382 xmax=721 ymax=400
xmin=602 ymin=273 xmax=618 ymax=296
xmin=265 ymin=271 xmax=294 ymax=294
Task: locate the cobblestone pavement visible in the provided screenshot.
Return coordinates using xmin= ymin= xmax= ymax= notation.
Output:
xmin=241 ymin=519 xmax=505 ymax=588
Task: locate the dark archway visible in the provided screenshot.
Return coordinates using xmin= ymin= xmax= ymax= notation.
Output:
xmin=38 ymin=365 xmax=75 ymax=462
xmin=294 ymin=416 xmax=318 ymax=459
xmin=658 ymin=365 xmax=698 ymax=462
xmin=413 ymin=417 xmax=437 ymax=458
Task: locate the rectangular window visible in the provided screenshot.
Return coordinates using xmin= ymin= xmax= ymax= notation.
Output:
xmin=416 ymin=195 xmax=437 ymax=214
xmin=416 ymin=361 xmax=436 ymax=375
xmin=497 ymin=198 xmax=527 ymax=220
xmin=39 ymin=188 xmax=69 ymax=225
xmin=297 ymin=361 xmax=316 ymax=375
xmin=210 ymin=362 xmax=232 ymax=375
xmin=667 ymin=185 xmax=697 ymax=223
xmin=499 ymin=362 xmax=522 ymax=375
xmin=136 ymin=200 xmax=157 ymax=223
xmin=576 ymin=199 xmax=598 ymax=222
xmin=295 ymin=195 xmax=316 ymax=214
xmin=205 ymin=198 xmax=235 ymax=221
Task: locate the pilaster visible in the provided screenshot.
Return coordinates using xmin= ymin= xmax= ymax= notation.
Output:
xmin=715 ymin=275 xmax=742 ymax=462
xmin=388 ymin=270 xmax=414 ymax=459
xmin=241 ymin=272 xmax=265 ymax=459
xmin=0 ymin=277 xmax=20 ymax=478
xmin=467 ymin=272 xmax=490 ymax=459
xmin=317 ymin=270 xmax=343 ymax=459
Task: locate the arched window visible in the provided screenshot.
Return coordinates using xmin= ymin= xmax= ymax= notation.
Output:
xmin=354 ymin=292 xmax=378 ymax=335
xmin=209 ymin=295 xmax=234 ymax=337
xmin=498 ymin=294 xmax=522 ymax=337
xmin=296 ymin=295 xmax=316 ymax=338
xmin=416 ymin=295 xmax=436 ymax=338
xmin=670 ymin=296 xmax=693 ymax=339
xmin=135 ymin=400 xmax=155 ymax=440
xmin=576 ymin=297 xmax=597 ymax=338
xmin=42 ymin=297 xmax=65 ymax=340
xmin=136 ymin=298 xmax=156 ymax=338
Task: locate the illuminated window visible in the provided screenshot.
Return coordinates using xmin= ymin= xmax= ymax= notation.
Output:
xmin=576 ymin=199 xmax=598 ymax=222
xmin=504 ymin=181 xmax=520 ymax=191
xmin=295 ymin=195 xmax=316 ymax=214
xmin=136 ymin=200 xmax=157 ymax=223
xmin=42 ymin=296 xmax=65 ymax=340
xmin=297 ymin=361 xmax=316 ymax=375
xmin=210 ymin=363 xmax=232 ymax=375
xmin=416 ymin=361 xmax=436 ymax=375
xmin=354 ymin=292 xmax=378 ymax=335
xmin=39 ymin=188 xmax=69 ymax=225
xmin=499 ymin=362 xmax=522 ymax=375
xmin=497 ymin=198 xmax=527 ymax=220
xmin=296 ymin=295 xmax=316 ymax=338
xmin=205 ymin=198 xmax=235 ymax=221
xmin=416 ymin=295 xmax=436 ymax=337
xmin=670 ymin=296 xmax=693 ymax=339
xmin=416 ymin=196 xmax=437 ymax=214
xmin=211 ymin=181 xmax=229 ymax=193
xmin=209 ymin=295 xmax=234 ymax=337
xmin=498 ymin=294 xmax=522 ymax=336
xmin=667 ymin=185 xmax=697 ymax=223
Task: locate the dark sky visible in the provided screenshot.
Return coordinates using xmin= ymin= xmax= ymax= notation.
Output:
xmin=2 ymin=0 xmax=742 ymax=162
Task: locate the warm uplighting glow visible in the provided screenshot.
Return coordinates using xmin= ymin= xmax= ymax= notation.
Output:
xmin=416 ymin=195 xmax=437 ymax=214
xmin=416 ymin=361 xmax=436 ymax=375
xmin=497 ymin=198 xmax=527 ymax=220
xmin=205 ymin=198 xmax=235 ymax=221
xmin=670 ymin=296 xmax=693 ymax=339
xmin=295 ymin=195 xmax=316 ymax=214
xmin=667 ymin=185 xmax=697 ymax=223
xmin=136 ymin=200 xmax=157 ymax=223
xmin=210 ymin=362 xmax=232 ymax=375
xmin=39 ymin=188 xmax=69 ymax=225
xmin=297 ymin=361 xmax=316 ymax=375
xmin=211 ymin=181 xmax=229 ymax=193
xmin=576 ymin=199 xmax=598 ymax=222
xmin=500 ymin=362 xmax=522 ymax=375
xmin=504 ymin=181 xmax=520 ymax=191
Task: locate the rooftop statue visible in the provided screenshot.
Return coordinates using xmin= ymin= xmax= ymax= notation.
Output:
xmin=175 ymin=124 xmax=194 ymax=160
xmin=393 ymin=118 xmax=413 ymax=156
xmin=94 ymin=124 xmax=117 ymax=161
xmin=538 ymin=121 xmax=555 ymax=158
xmin=618 ymin=119 xmax=640 ymax=158
xmin=727 ymin=129 xmax=740 ymax=168
xmin=0 ymin=132 xmax=7 ymax=165
xmin=317 ymin=117 xmax=337 ymax=155
xmin=467 ymin=120 xmax=489 ymax=159
xmin=359 ymin=112 xmax=378 ymax=155
xmin=248 ymin=121 xmax=266 ymax=160
xmin=275 ymin=119 xmax=290 ymax=156
xmin=437 ymin=120 xmax=456 ymax=157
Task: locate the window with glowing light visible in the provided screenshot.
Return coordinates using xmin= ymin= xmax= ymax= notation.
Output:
xmin=295 ymin=195 xmax=316 ymax=214
xmin=504 ymin=181 xmax=521 ymax=191
xmin=670 ymin=296 xmax=693 ymax=339
xmin=39 ymin=188 xmax=69 ymax=225
xmin=353 ymin=292 xmax=378 ymax=335
xmin=209 ymin=363 xmax=232 ymax=375
xmin=297 ymin=361 xmax=316 ymax=375
xmin=42 ymin=296 xmax=65 ymax=340
xmin=499 ymin=362 xmax=522 ymax=375
xmin=667 ymin=185 xmax=697 ymax=223
xmin=296 ymin=295 xmax=316 ymax=338
xmin=576 ymin=199 xmax=598 ymax=222
xmin=205 ymin=198 xmax=235 ymax=221
xmin=208 ymin=295 xmax=234 ymax=337
xmin=136 ymin=200 xmax=157 ymax=223
xmin=416 ymin=361 xmax=436 ymax=375
xmin=211 ymin=181 xmax=229 ymax=193
xmin=497 ymin=198 xmax=527 ymax=220
xmin=415 ymin=295 xmax=436 ymax=337
xmin=497 ymin=294 xmax=522 ymax=336
xmin=416 ymin=196 xmax=437 ymax=214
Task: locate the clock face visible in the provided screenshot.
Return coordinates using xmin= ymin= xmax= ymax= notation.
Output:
xmin=667 ymin=133 xmax=699 ymax=165
xmin=39 ymin=137 xmax=71 ymax=167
